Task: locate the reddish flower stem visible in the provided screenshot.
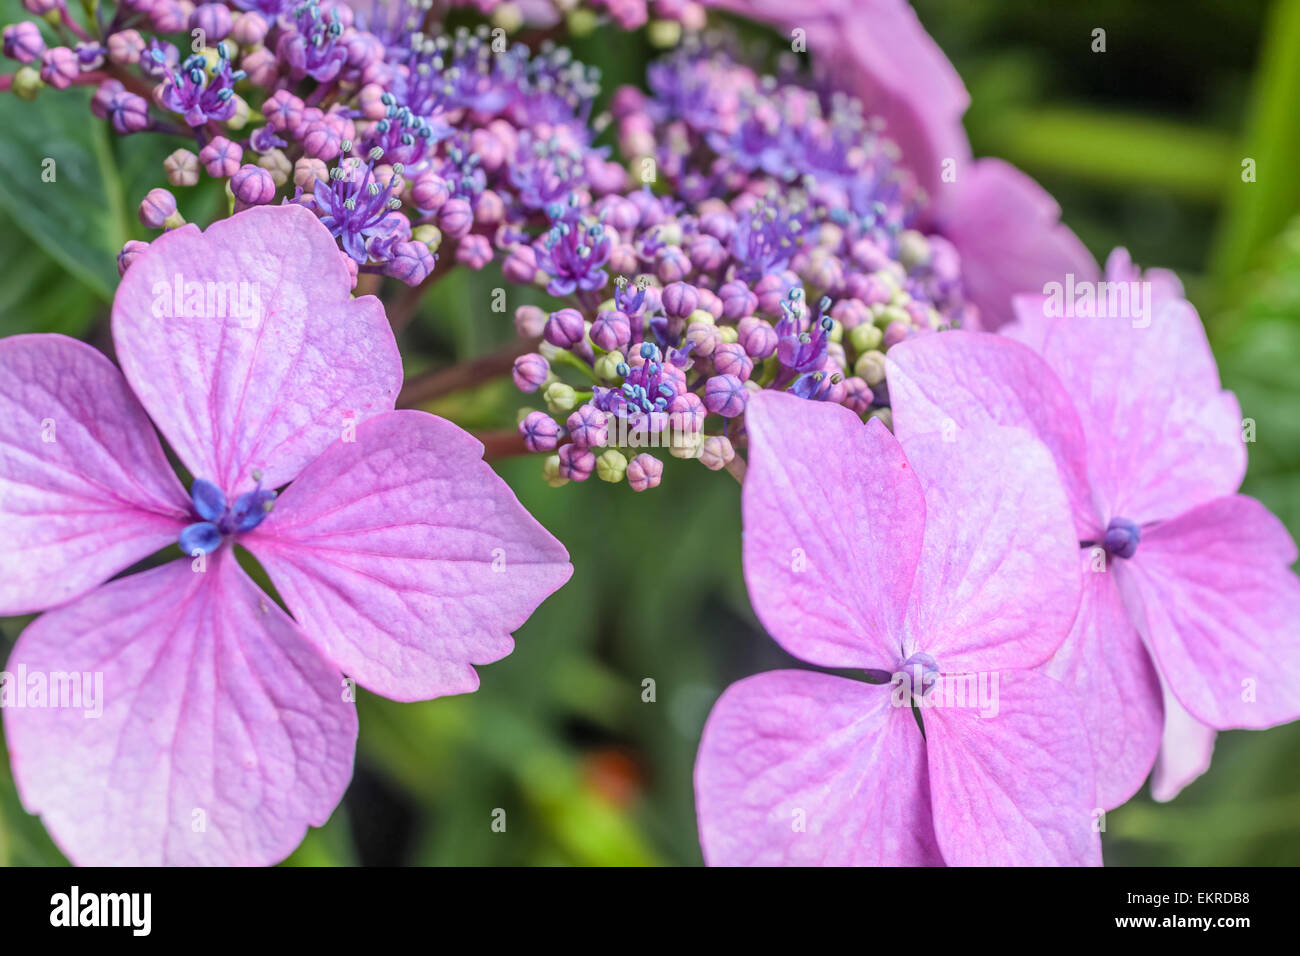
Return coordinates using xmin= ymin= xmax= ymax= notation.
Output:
xmin=396 ymin=335 xmax=540 ymax=408
xmin=477 ymin=429 xmax=529 ymax=462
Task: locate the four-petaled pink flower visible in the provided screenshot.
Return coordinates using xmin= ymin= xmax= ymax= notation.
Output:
xmin=694 ymin=391 xmax=1101 ymax=866
xmin=0 ymin=204 xmax=572 ymax=865
xmin=886 ymin=248 xmax=1300 ymax=808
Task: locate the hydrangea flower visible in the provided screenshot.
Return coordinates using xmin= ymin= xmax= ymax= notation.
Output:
xmin=0 ymin=205 xmax=571 ymax=865
xmin=885 ymin=249 xmax=1300 ymax=807
xmin=694 ymin=391 xmax=1101 ymax=865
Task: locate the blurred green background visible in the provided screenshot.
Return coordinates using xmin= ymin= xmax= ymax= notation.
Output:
xmin=2 ymin=0 xmax=1299 ymax=865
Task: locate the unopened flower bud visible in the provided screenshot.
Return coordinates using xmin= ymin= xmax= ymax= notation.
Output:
xmin=660 ymin=281 xmax=699 ymax=319
xmin=512 ymin=304 xmax=546 ymax=338
xmin=699 ymin=435 xmax=735 ymax=471
xmin=542 ymin=454 xmax=568 ymax=488
xmin=594 ymin=351 xmax=624 ymax=381
xmin=544 ymin=382 xmax=577 ymax=414
xmin=199 ymin=136 xmax=241 ymax=178
xmin=257 ymin=147 xmax=291 ymax=186
xmin=557 ymin=444 xmax=595 ymax=482
xmin=230 ymin=163 xmax=275 ymax=207
xmin=544 ymin=308 xmax=585 ymax=349
xmin=712 ymin=342 xmax=753 ymax=381
xmin=704 ymin=374 xmax=748 ymax=417
xmin=596 ymin=449 xmax=627 ymax=483
xmin=849 ymin=323 xmax=884 ymax=354
xmin=11 ymin=64 xmax=42 ymax=100
xmin=625 ymin=453 xmax=663 ymax=492
xmin=3 ymin=21 xmax=45 ymax=63
xmin=164 ymin=148 xmax=200 ymax=187
xmin=590 ymin=310 xmax=631 ymax=351
xmin=566 ymin=404 xmax=608 ymax=449
xmin=512 ymin=353 xmax=549 ymax=393
xmin=438 ymin=197 xmax=473 ymax=239
xmin=519 ymin=410 xmax=559 ymax=452
xmin=138 ymin=188 xmax=180 ymax=229
xmin=855 ymin=350 xmax=887 ymax=387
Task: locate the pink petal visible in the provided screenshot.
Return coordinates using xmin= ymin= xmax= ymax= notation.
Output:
xmin=1008 ymin=257 xmax=1245 ymax=524
xmin=939 ymin=159 xmax=1098 ymax=330
xmin=1117 ymin=494 xmax=1300 ymax=729
xmin=925 ymin=669 xmax=1103 ymax=866
xmin=1150 ymin=679 xmax=1217 ymax=803
xmin=0 ymin=334 xmax=190 ymax=615
xmin=901 ymin=426 xmax=1081 ymax=672
xmin=886 ymin=330 xmax=1099 ymax=537
xmin=111 ymin=204 xmax=402 ymax=496
xmin=694 ymin=669 xmax=941 ymax=866
xmin=245 ymin=410 xmax=572 ymax=701
xmin=741 ymin=391 xmax=925 ymax=669
xmin=3 ymin=553 xmax=357 ymax=865
xmin=1043 ymin=552 xmax=1163 ymax=809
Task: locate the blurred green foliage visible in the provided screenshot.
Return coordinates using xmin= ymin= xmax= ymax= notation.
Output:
xmin=2 ymin=0 xmax=1299 ymax=866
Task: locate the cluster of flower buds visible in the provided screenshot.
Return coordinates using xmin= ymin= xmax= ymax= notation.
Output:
xmin=2 ymin=0 xmax=700 ymax=286
xmin=506 ymin=43 xmax=975 ymax=490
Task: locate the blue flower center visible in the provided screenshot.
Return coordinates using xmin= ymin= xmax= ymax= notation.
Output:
xmin=894 ymin=651 xmax=940 ymax=702
xmin=1102 ymin=516 xmax=1141 ymax=560
xmin=178 ymin=473 xmax=277 ymax=556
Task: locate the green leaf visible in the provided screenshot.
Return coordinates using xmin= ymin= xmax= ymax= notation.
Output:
xmin=1210 ymin=0 xmax=1300 ymax=307
xmin=0 ymin=88 xmax=129 ymax=299
xmin=981 ymin=106 xmax=1236 ymax=201
xmin=0 ymin=207 xmax=102 ymax=336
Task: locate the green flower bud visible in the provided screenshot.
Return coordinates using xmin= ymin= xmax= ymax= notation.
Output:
xmin=849 ymin=323 xmax=884 ymax=354
xmin=647 ymin=19 xmax=682 ymax=48
xmin=13 ymin=66 xmax=43 ymax=102
xmin=687 ymin=308 xmax=714 ymax=326
xmin=594 ymin=351 xmax=625 ymax=381
xmin=225 ymin=94 xmax=251 ymax=130
xmin=542 ymin=454 xmax=568 ymax=487
xmin=492 ymin=1 xmax=524 ymax=32
xmin=716 ymin=325 xmax=739 ymax=345
xmin=855 ymin=350 xmax=887 ymax=387
xmin=544 ymin=381 xmax=577 ymax=415
xmin=669 ymin=429 xmax=704 ymax=459
xmin=412 ymin=224 xmax=442 ymax=251
xmin=596 ymin=449 xmax=628 ymax=483
xmin=566 ymin=7 xmax=599 ymax=35
xmin=867 ymin=406 xmax=894 ymax=431
xmin=875 ymin=305 xmax=910 ymax=329
xmin=657 ymin=222 xmax=684 ymax=246
xmin=897 ymin=230 xmax=931 ymax=271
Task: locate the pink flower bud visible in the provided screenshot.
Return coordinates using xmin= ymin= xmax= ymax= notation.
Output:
xmin=626 ymin=453 xmax=662 ymax=492
xmin=438 ymin=198 xmax=473 ymax=239
xmin=590 ymin=310 xmax=631 ymax=351
xmin=199 ymin=136 xmax=241 ymax=178
xmin=512 ymin=353 xmax=550 ymax=393
xmin=230 ymin=164 xmax=275 ymax=207
xmin=557 ymin=444 xmax=596 ymax=482
xmin=455 ymin=234 xmax=493 ymax=270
